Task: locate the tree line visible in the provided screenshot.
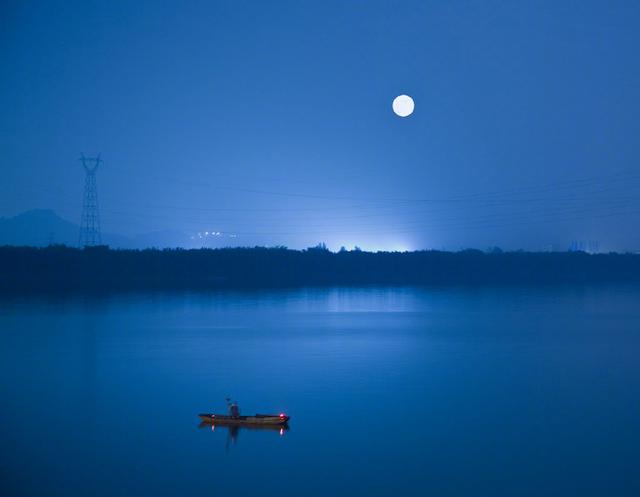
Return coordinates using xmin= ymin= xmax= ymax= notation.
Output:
xmin=1 ymin=245 xmax=639 ymax=293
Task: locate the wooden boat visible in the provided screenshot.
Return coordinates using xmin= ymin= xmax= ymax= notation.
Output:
xmin=198 ymin=421 xmax=289 ymax=432
xmin=198 ymin=413 xmax=290 ymax=426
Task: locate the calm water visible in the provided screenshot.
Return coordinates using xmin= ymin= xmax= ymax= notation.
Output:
xmin=1 ymin=287 xmax=639 ymax=496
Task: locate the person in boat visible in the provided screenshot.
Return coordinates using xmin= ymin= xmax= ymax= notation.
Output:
xmin=226 ymin=397 xmax=240 ymax=418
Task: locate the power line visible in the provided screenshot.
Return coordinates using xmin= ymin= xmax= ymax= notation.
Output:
xmin=105 ymin=165 xmax=640 ymax=204
xmin=98 ymin=199 xmax=640 ymax=237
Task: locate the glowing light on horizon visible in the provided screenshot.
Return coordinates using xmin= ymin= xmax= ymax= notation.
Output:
xmin=332 ymin=241 xmax=414 ymax=253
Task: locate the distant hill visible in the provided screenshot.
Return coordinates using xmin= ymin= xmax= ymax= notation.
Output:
xmin=0 ymin=209 xmax=133 ymax=248
xmin=0 ymin=210 xmax=80 ymax=247
xmin=0 ymin=210 xmax=236 ymax=249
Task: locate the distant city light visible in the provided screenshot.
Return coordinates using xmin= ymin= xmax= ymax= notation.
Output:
xmin=196 ymin=231 xmax=228 ymax=239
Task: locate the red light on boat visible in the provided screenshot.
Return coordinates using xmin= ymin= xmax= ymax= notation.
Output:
xmin=279 ymin=413 xmax=285 ymax=418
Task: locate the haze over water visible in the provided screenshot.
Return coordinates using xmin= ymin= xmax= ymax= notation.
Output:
xmin=2 ymin=286 xmax=639 ymax=496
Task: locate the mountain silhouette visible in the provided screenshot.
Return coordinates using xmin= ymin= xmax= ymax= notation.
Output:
xmin=0 ymin=210 xmax=235 ymax=249
xmin=0 ymin=210 xmax=79 ymax=246
xmin=0 ymin=209 xmax=129 ymax=247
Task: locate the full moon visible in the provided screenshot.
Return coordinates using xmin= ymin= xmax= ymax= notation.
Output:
xmin=392 ymin=94 xmax=415 ymax=117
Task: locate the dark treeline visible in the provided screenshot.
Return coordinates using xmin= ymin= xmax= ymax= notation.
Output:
xmin=1 ymin=245 xmax=640 ymax=293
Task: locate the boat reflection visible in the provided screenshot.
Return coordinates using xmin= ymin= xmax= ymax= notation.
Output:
xmin=198 ymin=422 xmax=289 ymax=450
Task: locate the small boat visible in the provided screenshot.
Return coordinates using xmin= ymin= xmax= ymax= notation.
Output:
xmin=198 ymin=413 xmax=290 ymax=426
xmin=198 ymin=421 xmax=289 ymax=433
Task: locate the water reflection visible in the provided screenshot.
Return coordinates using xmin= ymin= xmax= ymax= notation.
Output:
xmin=5 ymin=288 xmax=640 ymax=495
xmin=198 ymin=422 xmax=289 ymax=450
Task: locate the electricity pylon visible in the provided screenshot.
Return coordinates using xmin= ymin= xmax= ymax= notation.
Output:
xmin=78 ymin=154 xmax=103 ymax=247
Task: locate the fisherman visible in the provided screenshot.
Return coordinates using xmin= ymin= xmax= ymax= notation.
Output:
xmin=226 ymin=397 xmax=240 ymax=418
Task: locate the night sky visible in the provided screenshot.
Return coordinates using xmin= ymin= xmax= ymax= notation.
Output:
xmin=1 ymin=0 xmax=639 ymax=251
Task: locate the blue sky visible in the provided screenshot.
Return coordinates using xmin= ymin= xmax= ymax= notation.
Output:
xmin=1 ymin=0 xmax=639 ymax=251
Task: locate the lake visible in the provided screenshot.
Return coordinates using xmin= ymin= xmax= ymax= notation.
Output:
xmin=1 ymin=286 xmax=639 ymax=496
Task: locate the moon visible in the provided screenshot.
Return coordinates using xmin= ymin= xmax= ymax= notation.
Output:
xmin=392 ymin=95 xmax=415 ymax=117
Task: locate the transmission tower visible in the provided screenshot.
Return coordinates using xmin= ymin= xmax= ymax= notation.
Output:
xmin=78 ymin=154 xmax=103 ymax=247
